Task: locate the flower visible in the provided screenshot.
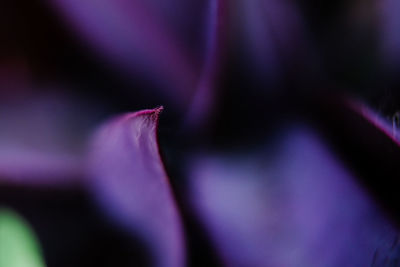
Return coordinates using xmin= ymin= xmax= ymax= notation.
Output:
xmin=1 ymin=0 xmax=400 ymax=266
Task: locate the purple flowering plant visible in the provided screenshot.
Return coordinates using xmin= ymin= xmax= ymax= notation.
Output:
xmin=1 ymin=0 xmax=400 ymax=266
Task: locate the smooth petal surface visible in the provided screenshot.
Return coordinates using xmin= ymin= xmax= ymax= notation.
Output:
xmin=87 ymin=108 xmax=185 ymax=267
xmin=49 ymin=0 xmax=197 ymax=107
xmin=188 ymin=125 xmax=398 ymax=266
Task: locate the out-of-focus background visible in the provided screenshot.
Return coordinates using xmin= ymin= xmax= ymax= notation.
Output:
xmin=2 ymin=0 xmax=400 ymax=149
xmin=1 ymin=0 xmax=400 ymax=266
xmin=2 ymin=0 xmax=400 ymax=117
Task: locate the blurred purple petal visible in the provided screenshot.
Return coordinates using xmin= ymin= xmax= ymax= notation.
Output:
xmin=0 ymin=93 xmax=93 ymax=187
xmin=231 ymin=0 xmax=317 ymax=83
xmin=87 ymin=107 xmax=185 ymax=267
xmin=49 ymin=0 xmax=198 ymax=107
xmin=301 ymin=94 xmax=400 ymax=220
xmin=0 ymin=149 xmax=82 ymax=187
xmin=232 ymin=0 xmax=281 ymax=79
xmin=188 ymin=126 xmax=398 ymax=266
xmin=185 ymin=0 xmax=227 ymax=130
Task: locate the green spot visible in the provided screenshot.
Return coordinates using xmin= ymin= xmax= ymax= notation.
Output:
xmin=0 ymin=208 xmax=46 ymax=267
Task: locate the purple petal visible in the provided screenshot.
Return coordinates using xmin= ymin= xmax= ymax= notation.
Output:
xmin=184 ymin=0 xmax=227 ymax=130
xmin=0 ymin=94 xmax=92 ymax=187
xmin=0 ymin=149 xmax=82 ymax=187
xmin=87 ymin=107 xmax=185 ymax=267
xmin=233 ymin=0 xmax=281 ymax=77
xmin=301 ymin=94 xmax=400 ymax=220
xmin=231 ymin=0 xmax=317 ymax=83
xmin=188 ymin=126 xmax=398 ymax=266
xmin=49 ymin=0 xmax=198 ymax=107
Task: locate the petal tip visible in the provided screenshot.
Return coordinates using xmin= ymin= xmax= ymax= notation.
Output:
xmin=138 ymin=106 xmax=164 ymax=125
xmin=135 ymin=106 xmax=164 ymax=118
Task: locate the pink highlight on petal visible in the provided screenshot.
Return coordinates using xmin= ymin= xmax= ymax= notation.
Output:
xmin=87 ymin=107 xmax=185 ymax=267
xmin=347 ymin=98 xmax=400 ymax=146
